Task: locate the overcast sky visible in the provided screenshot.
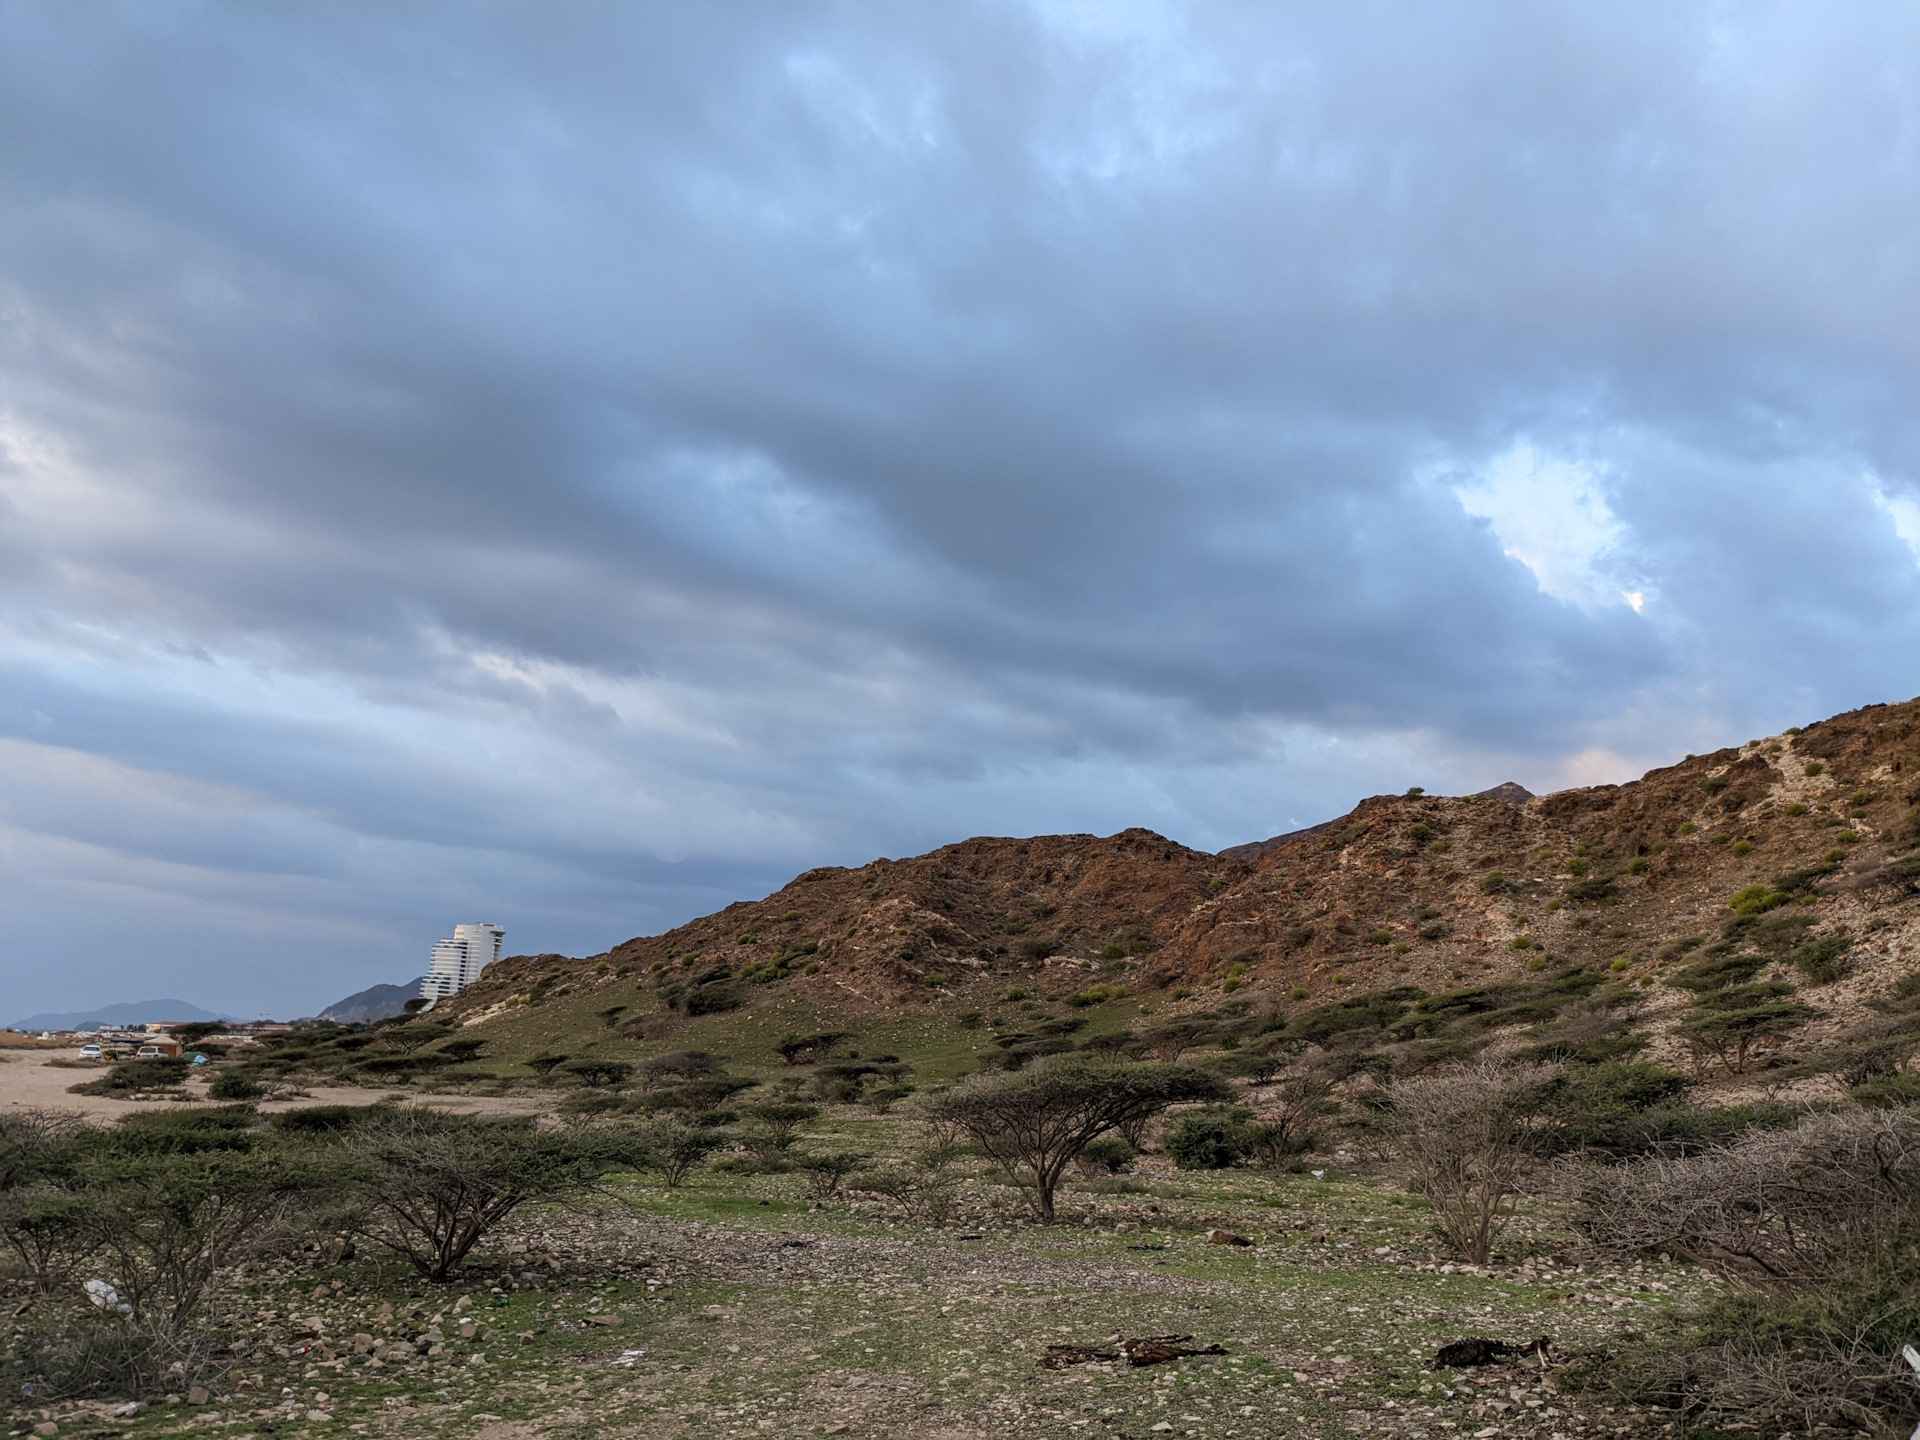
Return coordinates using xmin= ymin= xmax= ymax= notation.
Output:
xmin=5 ymin=3 xmax=1920 ymax=1020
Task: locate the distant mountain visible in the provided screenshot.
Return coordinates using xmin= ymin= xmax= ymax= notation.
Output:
xmin=315 ymin=979 xmax=423 ymax=1025
xmin=1215 ymin=781 xmax=1535 ymax=862
xmin=10 ymin=999 xmax=237 ymax=1031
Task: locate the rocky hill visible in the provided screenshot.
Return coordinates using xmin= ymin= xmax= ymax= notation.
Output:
xmin=315 ymin=978 xmax=424 ymax=1025
xmin=438 ymin=697 xmax=1920 ymax=1092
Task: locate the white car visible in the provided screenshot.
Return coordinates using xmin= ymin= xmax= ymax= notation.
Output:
xmin=79 ymin=1043 xmax=103 ymax=1059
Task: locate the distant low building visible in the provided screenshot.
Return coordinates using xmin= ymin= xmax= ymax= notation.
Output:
xmin=419 ymin=923 xmax=504 ymax=1003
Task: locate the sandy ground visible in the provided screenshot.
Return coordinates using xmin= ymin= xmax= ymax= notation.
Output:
xmin=0 ymin=1048 xmax=548 ymax=1123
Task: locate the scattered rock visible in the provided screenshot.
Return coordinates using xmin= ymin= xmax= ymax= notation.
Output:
xmin=584 ymin=1314 xmax=620 ymax=1327
xmin=1037 ymin=1343 xmax=1119 ymax=1369
xmin=33 ymin=1423 xmax=58 ymax=1437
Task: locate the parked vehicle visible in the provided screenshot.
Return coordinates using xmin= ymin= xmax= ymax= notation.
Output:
xmin=79 ymin=1043 xmax=102 ymax=1059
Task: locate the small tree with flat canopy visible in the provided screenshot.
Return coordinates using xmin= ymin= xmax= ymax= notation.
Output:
xmin=741 ymin=1102 xmax=820 ymax=1163
xmin=621 ymin=1117 xmax=730 ymax=1187
xmin=381 ymin=1023 xmax=451 ymax=1055
xmin=921 ymin=1061 xmax=1230 ymax=1221
xmin=339 ymin=1110 xmax=618 ymax=1280
xmin=564 ymin=1058 xmax=634 ymax=1089
xmin=774 ymin=1032 xmax=853 ymax=1066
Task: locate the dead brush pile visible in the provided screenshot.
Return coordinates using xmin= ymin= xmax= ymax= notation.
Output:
xmin=1569 ymin=1109 xmax=1920 ymax=1436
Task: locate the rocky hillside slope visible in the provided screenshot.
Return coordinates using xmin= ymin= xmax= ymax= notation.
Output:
xmin=439 ymin=698 xmax=1920 ymax=1088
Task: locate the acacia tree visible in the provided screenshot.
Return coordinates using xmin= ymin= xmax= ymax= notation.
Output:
xmin=381 ymin=1024 xmax=451 ymax=1055
xmin=1391 ymin=1060 xmax=1558 ymax=1264
xmin=0 ymin=1110 xmax=86 ymax=1292
xmin=1676 ymin=984 xmax=1820 ymax=1075
xmin=795 ymin=1149 xmax=871 ymax=1199
xmin=741 ymin=1103 xmax=820 ymax=1163
xmin=624 ymin=1117 xmax=730 ymax=1187
xmin=922 ymin=1061 xmax=1230 ymax=1221
xmin=73 ymin=1148 xmax=334 ymax=1333
xmin=1251 ymin=1060 xmax=1336 ymax=1164
xmin=340 ymin=1111 xmax=615 ymax=1279
xmin=564 ymin=1058 xmax=635 ymax=1089
xmin=0 ymin=1109 xmax=80 ymax=1192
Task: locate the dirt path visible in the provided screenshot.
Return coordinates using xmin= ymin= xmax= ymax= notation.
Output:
xmin=0 ymin=1050 xmax=549 ymax=1122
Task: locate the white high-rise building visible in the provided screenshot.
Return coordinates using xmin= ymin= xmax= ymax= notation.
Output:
xmin=419 ymin=922 xmax=504 ymax=1002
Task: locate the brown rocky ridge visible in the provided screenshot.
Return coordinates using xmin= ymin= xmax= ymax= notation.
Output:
xmin=441 ymin=696 xmax=1920 ymax=1087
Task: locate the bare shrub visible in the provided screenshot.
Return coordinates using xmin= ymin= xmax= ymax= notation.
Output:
xmin=1576 ymin=1109 xmax=1920 ymax=1280
xmin=1571 ymin=1110 xmax=1920 ymax=1435
xmin=853 ymin=1145 xmax=963 ymax=1223
xmin=1390 ymin=1059 xmax=1558 ymax=1264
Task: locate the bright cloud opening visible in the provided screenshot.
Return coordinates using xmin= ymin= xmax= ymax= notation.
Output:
xmin=1453 ymin=443 xmax=1646 ymax=612
xmin=1874 ymin=483 xmax=1920 ymax=564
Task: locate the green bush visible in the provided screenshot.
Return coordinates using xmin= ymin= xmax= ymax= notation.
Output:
xmin=1852 ymin=1072 xmax=1920 ymax=1109
xmin=1544 ymin=1063 xmax=1691 ymax=1155
xmin=1165 ymin=1108 xmax=1257 ymax=1170
xmin=1073 ymin=1135 xmax=1136 ymax=1175
xmin=207 ymin=1070 xmax=264 ymax=1101
xmin=1788 ymin=934 xmax=1851 ymax=984
xmin=267 ymin=1105 xmax=370 ymax=1134
xmin=104 ymin=1106 xmax=260 ymax=1158
xmin=67 ymin=1058 xmax=189 ymax=1096
xmin=685 ymin=987 xmax=741 ymax=1016
xmin=342 ymin=1111 xmax=626 ymax=1276
xmin=1678 ymin=985 xmax=1821 ymax=1074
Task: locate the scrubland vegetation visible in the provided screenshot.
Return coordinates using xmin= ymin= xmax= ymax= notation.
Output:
xmin=11 ymin=701 xmax=1920 ymax=1437
xmin=10 ymin=995 xmax=1920 ymax=1440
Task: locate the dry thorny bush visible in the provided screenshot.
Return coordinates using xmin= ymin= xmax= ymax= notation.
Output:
xmin=1390 ymin=1059 xmax=1559 ymax=1266
xmin=1568 ymin=1109 xmax=1920 ymax=1436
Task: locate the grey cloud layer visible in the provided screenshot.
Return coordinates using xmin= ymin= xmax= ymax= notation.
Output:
xmin=3 ymin=3 xmax=1919 ymax=1015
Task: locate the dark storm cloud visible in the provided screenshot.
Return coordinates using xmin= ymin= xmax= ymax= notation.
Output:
xmin=4 ymin=2 xmax=1920 ymax=1015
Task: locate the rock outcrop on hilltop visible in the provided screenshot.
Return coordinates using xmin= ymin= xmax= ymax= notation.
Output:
xmin=445 ymin=698 xmax=1920 ymax=1068
xmin=1216 ymin=781 xmax=1534 ymax=864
